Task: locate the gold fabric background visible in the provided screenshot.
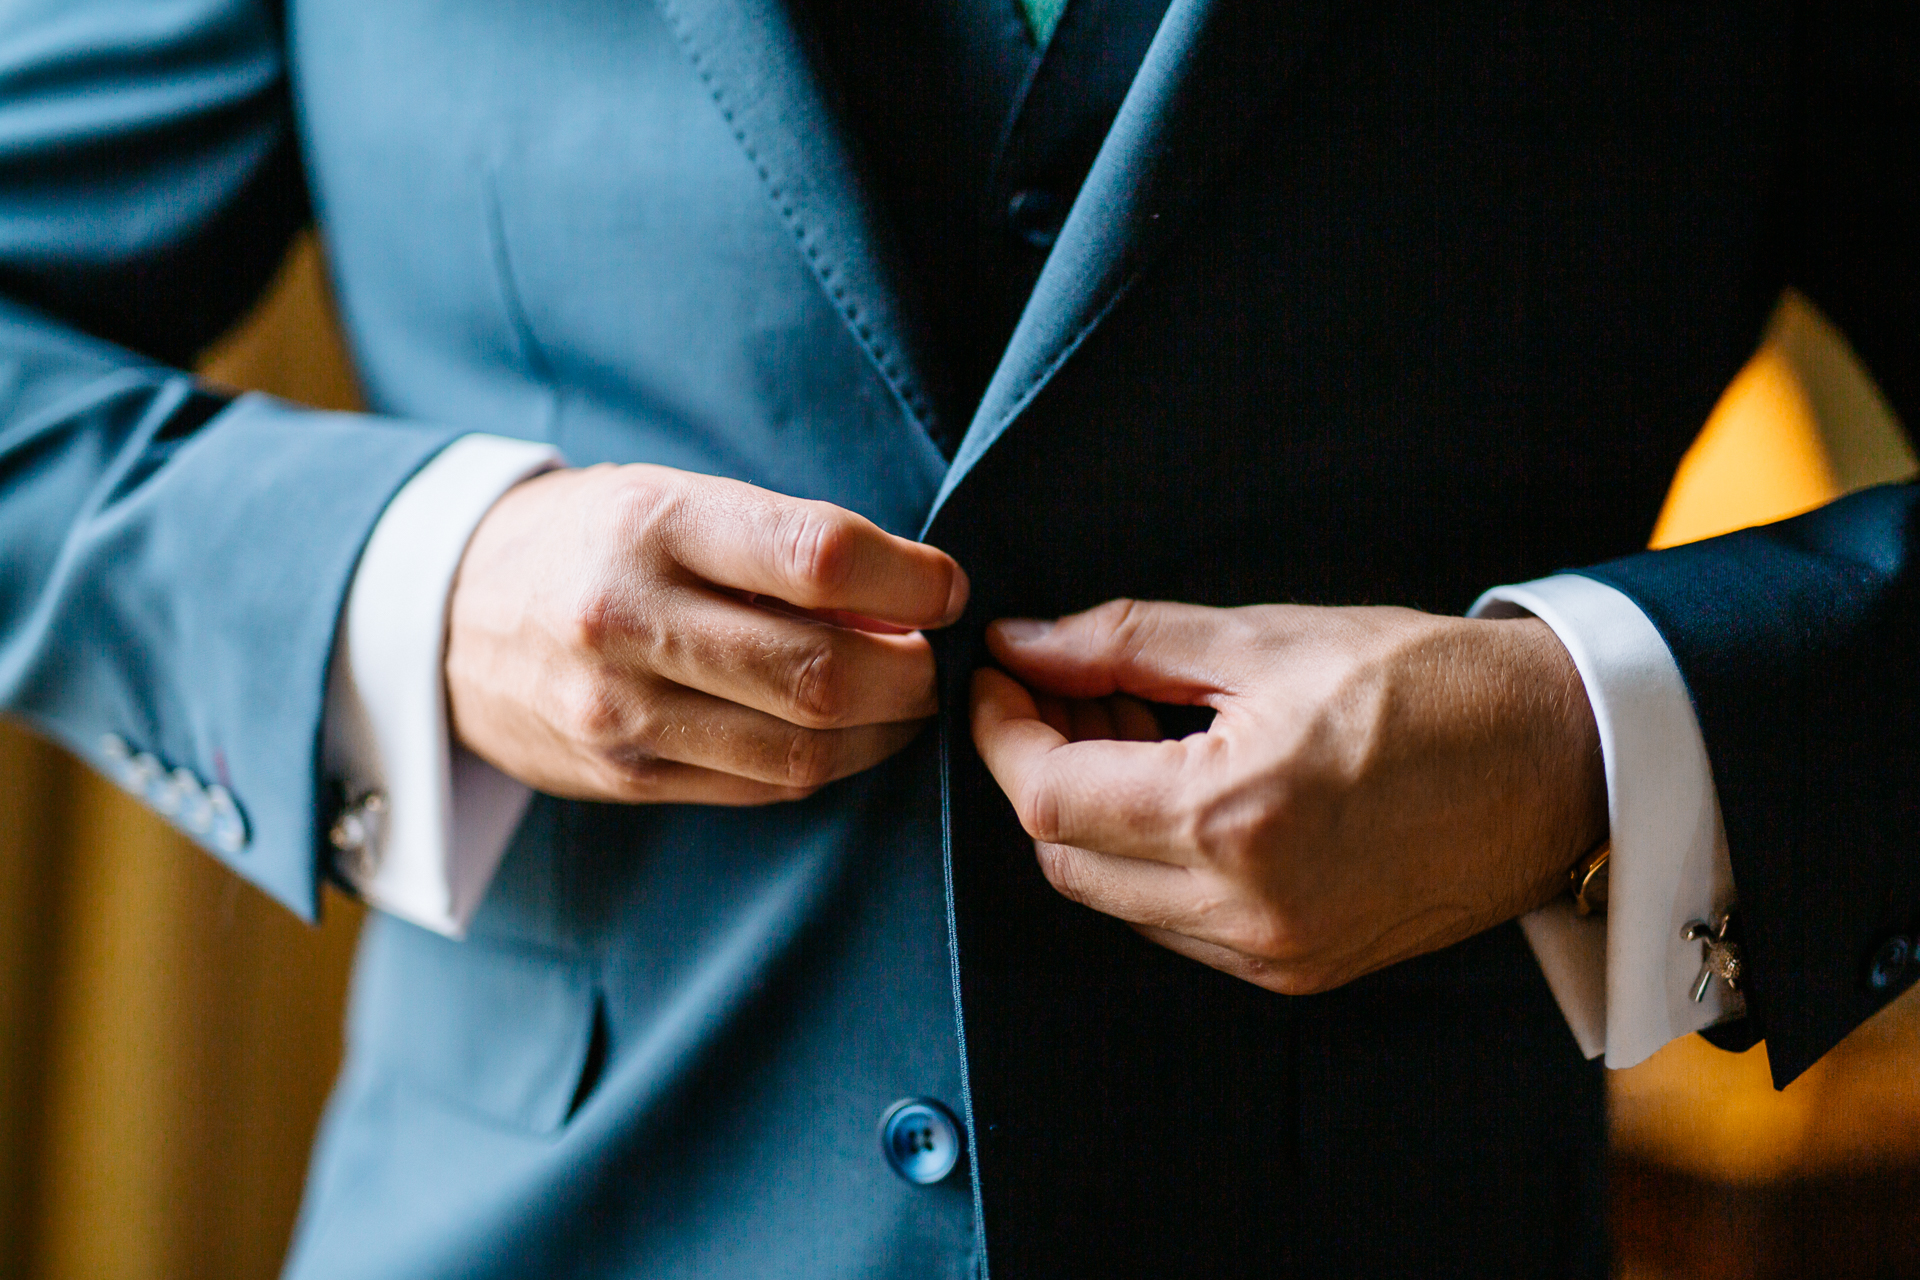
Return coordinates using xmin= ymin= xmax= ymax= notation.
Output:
xmin=0 ymin=235 xmax=1916 ymax=1278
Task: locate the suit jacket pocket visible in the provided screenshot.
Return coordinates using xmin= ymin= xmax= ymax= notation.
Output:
xmin=350 ymin=912 xmax=598 ymax=1135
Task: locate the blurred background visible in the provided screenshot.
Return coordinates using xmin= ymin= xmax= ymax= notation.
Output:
xmin=0 ymin=234 xmax=1916 ymax=1279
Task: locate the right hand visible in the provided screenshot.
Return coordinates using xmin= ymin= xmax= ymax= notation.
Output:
xmin=445 ymin=463 xmax=968 ymax=804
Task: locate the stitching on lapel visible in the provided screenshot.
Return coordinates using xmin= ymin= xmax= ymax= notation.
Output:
xmin=650 ymin=0 xmax=939 ymax=438
xmin=994 ymin=268 xmax=1142 ymax=436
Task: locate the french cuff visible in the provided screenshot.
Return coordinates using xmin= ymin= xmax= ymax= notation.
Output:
xmin=322 ymin=433 xmax=564 ymax=937
xmin=1471 ymin=574 xmax=1740 ymax=1069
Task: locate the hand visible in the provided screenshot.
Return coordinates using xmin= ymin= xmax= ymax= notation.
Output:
xmin=447 ymin=463 xmax=967 ymax=804
xmin=969 ymin=599 xmax=1606 ymax=994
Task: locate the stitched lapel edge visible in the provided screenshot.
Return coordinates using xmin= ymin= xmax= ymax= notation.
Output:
xmin=650 ymin=0 xmax=944 ymax=442
xmin=923 ymin=0 xmax=1334 ymax=534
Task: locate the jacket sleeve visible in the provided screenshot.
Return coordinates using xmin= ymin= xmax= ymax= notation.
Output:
xmin=0 ymin=0 xmax=462 ymax=920
xmin=1572 ymin=0 xmax=1920 ymax=1086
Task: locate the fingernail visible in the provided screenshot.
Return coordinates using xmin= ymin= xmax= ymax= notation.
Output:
xmin=993 ymin=618 xmax=1053 ymax=644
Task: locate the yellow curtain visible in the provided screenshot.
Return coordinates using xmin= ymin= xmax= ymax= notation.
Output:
xmin=1 ymin=241 xmax=1917 ymax=1278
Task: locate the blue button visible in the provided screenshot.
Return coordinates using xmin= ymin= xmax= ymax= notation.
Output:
xmin=880 ymin=1098 xmax=962 ymax=1185
xmin=1006 ymin=188 xmax=1065 ymax=248
xmin=1867 ymin=934 xmax=1911 ymax=992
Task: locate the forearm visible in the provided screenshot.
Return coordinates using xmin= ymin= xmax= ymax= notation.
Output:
xmin=0 ymin=300 xmax=462 ymax=915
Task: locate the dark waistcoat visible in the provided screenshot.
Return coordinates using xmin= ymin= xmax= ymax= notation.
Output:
xmin=290 ymin=0 xmax=1621 ymax=1273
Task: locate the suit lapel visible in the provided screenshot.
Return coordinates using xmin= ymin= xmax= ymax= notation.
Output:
xmin=924 ymin=0 xmax=1333 ymax=531
xmin=649 ymin=0 xmax=945 ymax=441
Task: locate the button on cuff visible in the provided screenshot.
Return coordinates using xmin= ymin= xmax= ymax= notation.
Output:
xmin=1866 ymin=933 xmax=1912 ymax=993
xmin=206 ymin=785 xmax=248 ymax=854
xmin=98 ymin=735 xmax=249 ymax=855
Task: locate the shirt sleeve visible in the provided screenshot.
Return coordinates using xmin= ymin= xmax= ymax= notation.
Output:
xmin=322 ymin=433 xmax=564 ymax=937
xmin=1471 ymin=574 xmax=1742 ymax=1068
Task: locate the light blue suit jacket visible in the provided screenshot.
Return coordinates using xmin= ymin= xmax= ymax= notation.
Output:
xmin=0 ymin=0 xmax=977 ymax=1273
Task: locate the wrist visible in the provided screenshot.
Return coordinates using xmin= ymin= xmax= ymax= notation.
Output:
xmin=1498 ymin=617 xmax=1610 ymax=912
xmin=444 ymin=466 xmax=579 ymax=768
xmin=1512 ymin=617 xmax=1605 ymax=905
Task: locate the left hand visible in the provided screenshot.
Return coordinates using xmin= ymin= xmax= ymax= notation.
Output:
xmin=969 ymin=599 xmax=1607 ymax=994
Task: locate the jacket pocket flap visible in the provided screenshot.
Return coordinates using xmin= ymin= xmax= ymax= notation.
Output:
xmin=353 ymin=916 xmax=596 ymax=1134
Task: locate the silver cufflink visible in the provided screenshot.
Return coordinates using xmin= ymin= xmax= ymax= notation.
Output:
xmin=1683 ymin=910 xmax=1743 ymax=1003
xmin=329 ymin=790 xmax=389 ymax=883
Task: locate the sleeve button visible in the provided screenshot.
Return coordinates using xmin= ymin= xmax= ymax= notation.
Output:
xmin=206 ymin=786 xmax=248 ymax=854
xmin=124 ymin=752 xmax=164 ymax=797
xmin=171 ymin=769 xmax=214 ymax=834
xmin=1866 ymin=934 xmax=1912 ymax=993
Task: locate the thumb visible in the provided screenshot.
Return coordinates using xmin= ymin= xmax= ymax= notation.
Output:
xmin=984 ymin=598 xmax=1238 ymax=703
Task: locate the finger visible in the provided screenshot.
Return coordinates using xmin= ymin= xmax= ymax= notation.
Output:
xmin=1030 ymin=839 xmax=1209 ymax=924
xmin=971 ymin=668 xmax=1206 ymax=864
xmin=587 ymin=678 xmax=928 ymax=790
xmin=660 ymin=474 xmax=968 ymax=628
xmin=1028 ymin=843 xmax=1302 ymax=983
xmin=1128 ymin=925 xmax=1296 ymax=994
xmin=640 ymin=586 xmax=939 ymax=728
xmin=558 ymin=758 xmax=826 ymax=807
xmin=985 ymin=599 xmax=1250 ymax=702
xmin=734 ymin=591 xmax=917 ymax=636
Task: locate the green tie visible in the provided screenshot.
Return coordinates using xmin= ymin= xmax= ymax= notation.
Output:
xmin=1018 ymin=0 xmax=1068 ymax=47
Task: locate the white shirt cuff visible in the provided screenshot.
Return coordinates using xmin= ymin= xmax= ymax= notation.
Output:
xmin=1472 ymin=574 xmax=1741 ymax=1068
xmin=322 ymin=434 xmax=564 ymax=937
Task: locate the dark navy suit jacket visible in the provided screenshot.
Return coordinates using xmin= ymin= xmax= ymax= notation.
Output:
xmin=1 ymin=0 xmax=1914 ymax=1275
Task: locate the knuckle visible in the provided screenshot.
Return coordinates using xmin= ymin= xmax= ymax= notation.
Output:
xmin=1086 ymin=597 xmax=1146 ymax=649
xmin=558 ymin=674 xmax=670 ymax=761
xmin=555 ymin=674 xmax=627 ymax=745
xmin=600 ymin=754 xmax=669 ymax=803
xmin=784 ymin=640 xmax=845 ymax=728
xmin=774 ymin=504 xmax=856 ymax=598
xmin=1186 ymin=776 xmax=1289 ymax=873
xmin=607 ymin=469 xmax=678 ymax=541
xmin=1193 ymin=809 xmax=1263 ymax=871
xmin=566 ymin=581 xmax=666 ymax=668
xmin=1033 ymin=842 xmax=1092 ymax=905
xmin=567 ymin=582 xmax=625 ymax=654
xmin=607 ymin=470 xmax=692 ymax=578
xmin=782 ymin=728 xmax=839 ymax=791
xmin=1015 ymin=783 xmax=1064 ymax=845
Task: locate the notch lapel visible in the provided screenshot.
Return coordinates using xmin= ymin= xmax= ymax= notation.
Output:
xmin=650 ymin=0 xmax=945 ymax=441
xmin=925 ymin=0 xmax=1332 ymax=531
